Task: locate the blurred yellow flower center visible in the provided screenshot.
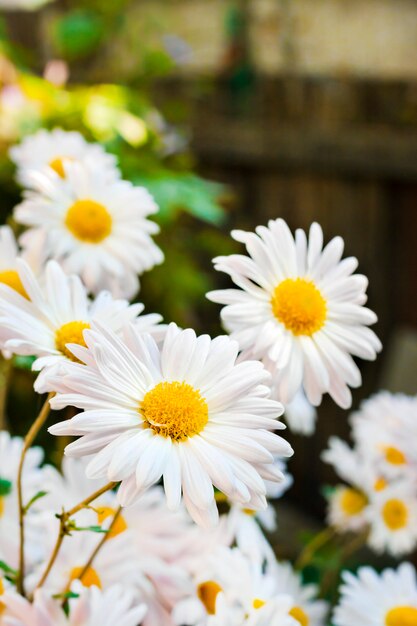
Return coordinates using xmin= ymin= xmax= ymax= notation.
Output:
xmin=65 ymin=199 xmax=112 ymax=243
xmin=374 ymin=477 xmax=388 ymax=492
xmin=49 ymin=156 xmax=72 ymax=178
xmin=96 ymin=506 xmax=128 ymax=538
xmin=340 ymin=488 xmax=368 ymax=516
xmin=69 ymin=566 xmax=102 ymax=589
xmin=243 ymin=508 xmax=256 ymax=516
xmin=384 ymin=446 xmax=406 ymax=466
xmin=253 ymin=598 xmax=266 ymax=609
xmin=197 ymin=580 xmax=222 ymax=615
xmin=0 ymin=269 xmax=28 ymax=299
xmin=140 ymin=381 xmax=209 ymax=441
xmin=271 ymin=278 xmax=326 ymax=336
xmin=290 ymin=606 xmax=309 ymax=626
xmin=0 ymin=577 xmax=4 ymax=594
xmin=385 ymin=607 xmax=417 ymax=626
xmin=383 ymin=499 xmax=408 ymax=530
xmin=55 ymin=321 xmax=90 ymax=361
xmin=0 ymin=497 xmax=4 ymax=518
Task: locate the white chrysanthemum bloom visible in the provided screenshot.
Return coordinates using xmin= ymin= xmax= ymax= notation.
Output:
xmin=10 ymin=128 xmax=119 ymax=188
xmin=2 ymin=584 xmax=147 ymax=626
xmin=333 ymin=563 xmax=417 ymax=626
xmin=48 ymin=322 xmax=292 ymax=527
xmin=0 ymin=259 xmax=164 ymax=393
xmin=173 ymin=547 xmax=302 ymax=626
xmin=14 ymin=160 xmax=164 ymax=298
xmin=207 ymin=219 xmax=381 ymax=409
xmin=0 ymin=431 xmax=45 ymax=570
xmin=267 ymin=561 xmax=328 ymax=626
xmin=366 ymin=483 xmax=417 ymax=557
xmin=351 ymin=392 xmax=417 ymax=481
xmin=327 ymin=484 xmax=369 ymax=533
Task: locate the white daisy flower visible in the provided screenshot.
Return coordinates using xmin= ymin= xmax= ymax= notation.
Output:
xmin=333 ymin=562 xmax=417 ymax=626
xmin=327 ymin=484 xmax=369 ymax=534
xmin=0 ymin=259 xmax=164 ymax=393
xmin=48 ymin=322 xmax=292 ymax=527
xmin=207 ymin=219 xmax=381 ymax=409
xmin=267 ymin=561 xmax=328 ymax=626
xmin=366 ymin=482 xmax=417 ymax=557
xmin=10 ymin=128 xmax=118 ymax=188
xmin=2 ymin=583 xmax=147 ymax=626
xmin=0 ymin=225 xmax=30 ymax=299
xmin=14 ymin=160 xmax=164 ymax=298
xmin=351 ymin=392 xmax=417 ymax=481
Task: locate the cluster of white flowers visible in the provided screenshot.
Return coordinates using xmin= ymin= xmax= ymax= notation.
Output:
xmin=0 ymin=127 xmax=404 ymax=624
xmin=323 ymin=391 xmax=417 ymax=556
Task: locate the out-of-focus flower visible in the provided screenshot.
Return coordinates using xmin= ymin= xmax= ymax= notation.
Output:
xmin=14 ymin=160 xmax=164 ymax=298
xmin=43 ymin=61 xmax=69 ymax=88
xmin=10 ymin=128 xmax=119 ymax=188
xmin=282 ymin=391 xmax=317 ymax=436
xmin=49 ymin=322 xmax=292 ymax=528
xmin=0 ymin=0 xmax=54 ymax=11
xmin=0 ymin=260 xmax=164 ymax=393
xmin=333 ymin=563 xmax=417 ymax=626
xmin=2 ymin=584 xmax=147 ymax=625
xmin=207 ymin=219 xmax=381 ymax=412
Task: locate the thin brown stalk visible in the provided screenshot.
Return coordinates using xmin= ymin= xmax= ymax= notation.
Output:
xmin=17 ymin=392 xmax=55 ymax=595
xmin=294 ymin=526 xmax=336 ymax=570
xmin=33 ymin=481 xmax=117 ymax=595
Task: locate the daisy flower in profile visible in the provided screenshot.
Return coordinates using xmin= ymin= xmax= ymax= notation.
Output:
xmin=0 ymin=259 xmax=164 ymax=393
xmin=49 ymin=322 xmax=292 ymax=527
xmin=15 ymin=160 xmax=164 ymax=298
xmin=10 ymin=128 xmax=118 ymax=187
xmin=207 ymin=219 xmax=381 ymax=410
xmin=333 ymin=562 xmax=417 ymax=626
xmin=366 ymin=482 xmax=417 ymax=556
xmin=2 ymin=583 xmax=147 ymax=626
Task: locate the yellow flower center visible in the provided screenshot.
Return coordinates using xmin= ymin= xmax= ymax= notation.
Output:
xmin=383 ymin=499 xmax=408 ymax=530
xmin=0 ymin=577 xmax=4 ymax=616
xmin=0 ymin=269 xmax=28 ymax=299
xmin=253 ymin=598 xmax=266 ymax=609
xmin=271 ymin=278 xmax=326 ymax=336
xmin=55 ymin=321 xmax=90 ymax=362
xmin=49 ymin=156 xmax=72 ymax=178
xmin=290 ymin=606 xmax=309 ymax=626
xmin=140 ymin=381 xmax=209 ymax=441
xmin=69 ymin=566 xmax=102 ymax=589
xmin=0 ymin=497 xmax=4 ymax=518
xmin=243 ymin=508 xmax=256 ymax=516
xmin=197 ymin=581 xmax=223 ymax=615
xmin=384 ymin=446 xmax=406 ymax=466
xmin=385 ymin=607 xmax=417 ymax=626
xmin=340 ymin=488 xmax=368 ymax=516
xmin=374 ymin=477 xmax=388 ymax=492
xmin=96 ymin=506 xmax=128 ymax=538
xmin=65 ymin=199 xmax=112 ymax=244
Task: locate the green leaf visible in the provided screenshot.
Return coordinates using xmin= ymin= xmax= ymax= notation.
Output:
xmin=13 ymin=355 xmax=36 ymax=371
xmin=0 ymin=478 xmax=12 ymax=497
xmin=0 ymin=560 xmax=17 ymax=575
xmin=72 ymin=525 xmax=108 ymax=534
xmin=321 ymin=484 xmax=336 ymax=501
xmin=23 ymin=491 xmax=48 ymax=514
xmin=52 ymin=11 xmax=104 ymax=61
xmin=133 ymin=173 xmax=226 ymax=225
xmin=53 ymin=590 xmax=80 ymax=601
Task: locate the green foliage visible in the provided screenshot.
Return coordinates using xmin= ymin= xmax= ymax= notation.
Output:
xmin=0 ymin=478 xmax=12 ymax=497
xmin=52 ymin=10 xmax=105 ymax=61
xmin=23 ymin=490 xmax=48 ymax=514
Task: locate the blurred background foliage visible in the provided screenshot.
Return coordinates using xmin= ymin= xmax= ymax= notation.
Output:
xmin=0 ymin=0 xmax=236 ymax=340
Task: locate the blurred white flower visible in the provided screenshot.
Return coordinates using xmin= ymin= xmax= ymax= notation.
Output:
xmin=10 ymin=128 xmax=118 ymax=188
xmin=14 ymin=160 xmax=164 ymax=298
xmin=333 ymin=563 xmax=417 ymax=626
